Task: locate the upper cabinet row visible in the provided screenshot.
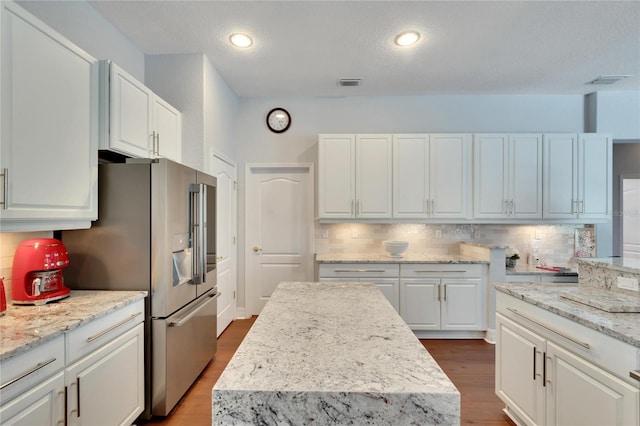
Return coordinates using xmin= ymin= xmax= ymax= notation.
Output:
xmin=0 ymin=2 xmax=181 ymax=232
xmin=317 ymin=133 xmax=612 ymax=223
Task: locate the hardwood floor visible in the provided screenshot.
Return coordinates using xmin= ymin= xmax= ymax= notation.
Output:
xmin=142 ymin=317 xmax=513 ymax=425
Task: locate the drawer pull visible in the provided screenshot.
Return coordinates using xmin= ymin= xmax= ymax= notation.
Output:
xmin=630 ymin=370 xmax=640 ymax=382
xmin=86 ymin=312 xmax=142 ymax=343
xmin=507 ymin=308 xmax=590 ymax=349
xmin=413 ymin=270 xmax=467 ymax=273
xmin=334 ymin=269 xmax=386 ymax=273
xmin=0 ymin=358 xmax=56 ymax=390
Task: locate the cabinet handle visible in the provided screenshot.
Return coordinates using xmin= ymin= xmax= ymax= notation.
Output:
xmin=1 ymin=168 xmax=7 ymax=209
xmin=425 ymin=199 xmax=430 ymax=215
xmin=510 ymin=200 xmax=515 ymax=215
xmin=155 ymin=132 xmax=160 ymax=156
xmin=357 ymin=199 xmax=360 ymax=215
xmin=0 ymin=357 xmax=57 ymax=390
xmin=413 ymin=270 xmax=467 ymax=273
xmin=436 ymin=284 xmax=440 ymax=302
xmin=76 ymin=377 xmax=81 ymax=417
xmin=86 ymin=312 xmax=142 ymax=342
xmin=334 ymin=269 xmax=386 ymax=273
xmin=532 ymin=347 xmax=537 ymax=380
xmin=443 ymin=283 xmax=447 ymax=301
xmin=351 ymin=199 xmax=354 ymax=215
xmin=630 ymin=370 xmax=640 ymax=382
xmin=431 ymin=199 xmax=435 ymax=215
xmin=543 ymin=352 xmax=548 ymax=387
xmin=507 ymin=308 xmax=591 ymax=349
xmin=579 ymin=200 xmax=584 ymax=214
xmin=64 ymin=386 xmax=68 ymax=426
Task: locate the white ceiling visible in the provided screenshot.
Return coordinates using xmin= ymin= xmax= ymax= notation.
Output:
xmin=88 ymin=0 xmax=640 ymax=98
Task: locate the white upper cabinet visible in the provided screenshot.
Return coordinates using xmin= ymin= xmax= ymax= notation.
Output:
xmin=474 ymin=133 xmax=542 ymax=219
xmin=101 ymin=61 xmax=182 ymax=162
xmin=394 ymin=134 xmax=471 ymax=219
xmin=0 ymin=2 xmax=98 ymax=231
xmin=543 ymin=133 xmax=611 ymax=221
xmin=318 ymin=134 xmax=392 ymax=219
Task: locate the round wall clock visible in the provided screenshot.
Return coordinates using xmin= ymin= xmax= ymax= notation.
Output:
xmin=266 ymin=108 xmax=291 ymax=133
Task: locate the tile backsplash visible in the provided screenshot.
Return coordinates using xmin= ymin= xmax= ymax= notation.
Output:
xmin=0 ymin=231 xmax=53 ymax=301
xmin=315 ymin=223 xmax=592 ymax=268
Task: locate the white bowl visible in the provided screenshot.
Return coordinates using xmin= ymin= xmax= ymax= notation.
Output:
xmin=383 ymin=240 xmax=409 ymax=258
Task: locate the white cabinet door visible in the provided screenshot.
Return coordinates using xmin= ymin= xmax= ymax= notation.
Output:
xmin=393 ymin=134 xmax=429 ymax=218
xmin=578 ymin=133 xmax=611 ymax=220
xmin=65 ymin=324 xmax=144 ymax=426
xmin=153 ymin=96 xmax=182 ymax=162
xmin=473 ymin=134 xmax=509 ymax=218
xmin=0 ymin=372 xmax=65 ymax=426
xmin=441 ymin=279 xmax=483 ymax=330
xmin=399 ymin=279 xmax=440 ymax=330
xmin=496 ymin=313 xmax=546 ymax=426
xmin=543 ymin=133 xmax=611 ymax=220
xmin=429 ymin=134 xmax=471 ymax=219
xmin=0 ymin=2 xmax=98 ymax=231
xmin=543 ymin=133 xmax=577 ymax=219
xmin=474 ymin=133 xmax=542 ymax=219
xmin=545 ymin=341 xmax=639 ymax=426
xmin=510 ymin=134 xmax=543 ymax=218
xmin=106 ymin=62 xmax=153 ymax=158
xmin=318 ymin=134 xmax=356 ymax=218
xmin=355 ymin=134 xmax=392 ymax=218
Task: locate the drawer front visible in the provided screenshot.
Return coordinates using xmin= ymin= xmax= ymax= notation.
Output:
xmin=318 ymin=263 xmax=399 ymax=278
xmin=400 ymin=263 xmax=483 ymax=278
xmin=0 ymin=336 xmax=65 ymax=404
xmin=66 ymin=299 xmax=144 ymax=364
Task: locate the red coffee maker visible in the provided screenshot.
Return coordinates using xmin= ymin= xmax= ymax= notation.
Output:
xmin=12 ymin=238 xmax=71 ymax=305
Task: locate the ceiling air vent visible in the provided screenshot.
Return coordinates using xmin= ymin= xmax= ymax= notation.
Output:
xmin=338 ymin=78 xmax=362 ymax=87
xmin=588 ymin=75 xmax=631 ymax=85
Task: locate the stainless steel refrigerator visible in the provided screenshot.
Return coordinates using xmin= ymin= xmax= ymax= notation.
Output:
xmin=62 ymin=158 xmax=218 ymax=418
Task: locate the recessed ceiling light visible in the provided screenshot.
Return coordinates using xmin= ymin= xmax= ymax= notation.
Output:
xmin=229 ymin=33 xmax=253 ymax=48
xmin=394 ymin=31 xmax=420 ymax=47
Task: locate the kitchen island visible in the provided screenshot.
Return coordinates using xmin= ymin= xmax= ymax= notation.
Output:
xmin=213 ymin=281 xmax=460 ymax=425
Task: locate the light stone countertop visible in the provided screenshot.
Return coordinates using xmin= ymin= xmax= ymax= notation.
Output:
xmin=0 ymin=290 xmax=147 ymax=361
xmin=494 ymin=283 xmax=640 ymax=348
xmin=213 ymin=281 xmax=460 ymax=425
xmin=316 ymin=252 xmax=489 ymax=264
xmin=577 ymin=257 xmax=640 ymax=275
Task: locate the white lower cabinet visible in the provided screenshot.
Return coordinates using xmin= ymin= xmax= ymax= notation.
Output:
xmin=317 ymin=263 xmax=400 ymax=312
xmin=65 ymin=324 xmax=144 ymax=426
xmin=399 ymin=264 xmax=484 ymax=331
xmin=0 ymin=300 xmax=145 ymax=426
xmin=0 ymin=372 xmax=65 ymax=426
xmin=496 ymin=294 xmax=639 ymax=426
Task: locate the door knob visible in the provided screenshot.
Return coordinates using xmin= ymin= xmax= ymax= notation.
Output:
xmin=253 ymin=246 xmax=262 ymax=253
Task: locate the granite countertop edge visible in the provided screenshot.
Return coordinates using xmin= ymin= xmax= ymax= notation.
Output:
xmin=0 ymin=290 xmax=147 ymax=362
xmin=494 ymin=283 xmax=640 ymax=348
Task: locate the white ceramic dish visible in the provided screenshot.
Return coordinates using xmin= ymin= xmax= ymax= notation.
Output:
xmin=383 ymin=240 xmax=409 ymax=258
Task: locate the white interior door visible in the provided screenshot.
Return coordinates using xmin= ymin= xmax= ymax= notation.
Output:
xmin=622 ymin=177 xmax=640 ymax=259
xmin=246 ymin=164 xmax=314 ymax=314
xmin=214 ymin=155 xmax=237 ymax=336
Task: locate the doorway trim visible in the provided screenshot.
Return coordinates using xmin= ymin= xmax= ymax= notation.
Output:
xmin=618 ymin=173 xmax=640 ymax=257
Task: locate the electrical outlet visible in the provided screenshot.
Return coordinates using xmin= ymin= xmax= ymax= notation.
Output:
xmin=535 ymin=229 xmax=542 ymax=240
xmin=617 ymin=276 xmax=639 ymax=292
xmin=435 ymin=230 xmax=442 ymax=239
xmin=351 ymin=230 xmax=358 ymax=239
xmin=322 ymin=230 xmax=329 ymax=239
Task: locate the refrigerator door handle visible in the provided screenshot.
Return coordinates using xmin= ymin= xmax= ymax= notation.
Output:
xmin=168 ymin=292 xmax=220 ymax=327
xmin=189 ymin=184 xmax=203 ymax=284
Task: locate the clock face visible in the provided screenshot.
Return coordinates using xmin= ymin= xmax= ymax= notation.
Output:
xmin=266 ymin=108 xmax=291 ymax=133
